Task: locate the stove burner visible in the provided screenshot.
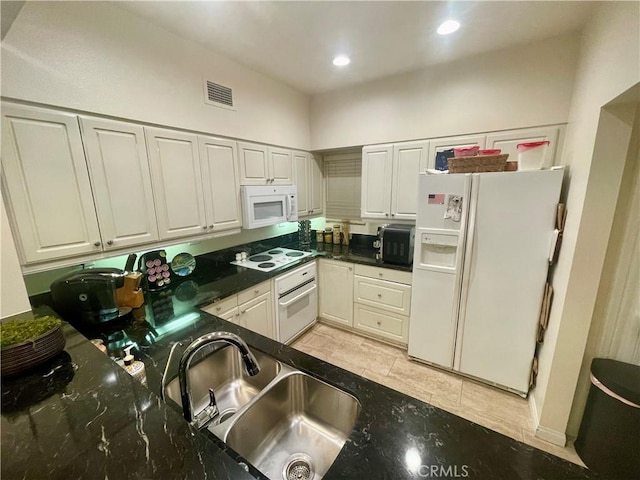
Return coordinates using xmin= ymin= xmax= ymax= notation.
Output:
xmin=286 ymin=252 xmax=304 ymax=257
xmin=258 ymin=262 xmax=276 ymax=268
xmin=268 ymin=250 xmax=282 ymax=255
xmin=249 ymin=255 xmax=272 ymax=262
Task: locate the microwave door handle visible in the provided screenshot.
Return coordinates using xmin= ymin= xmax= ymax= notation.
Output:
xmin=286 ymin=195 xmax=292 ymax=219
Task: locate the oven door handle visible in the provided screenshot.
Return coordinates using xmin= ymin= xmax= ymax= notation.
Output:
xmin=279 ymin=283 xmax=317 ymax=307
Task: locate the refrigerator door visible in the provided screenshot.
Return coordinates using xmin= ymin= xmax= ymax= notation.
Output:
xmin=455 ymin=169 xmax=563 ymax=393
xmin=408 ymin=173 xmax=471 ymax=367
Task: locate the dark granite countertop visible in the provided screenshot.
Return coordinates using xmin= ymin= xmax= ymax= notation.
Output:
xmin=6 ymin=235 xmax=601 ymax=479
xmin=2 ymin=303 xmax=603 ymax=480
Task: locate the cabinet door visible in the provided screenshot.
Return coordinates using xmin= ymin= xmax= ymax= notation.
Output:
xmin=238 ymin=142 xmax=269 ymax=185
xmin=485 ymin=126 xmax=560 ymax=169
xmin=80 ymin=117 xmax=159 ymax=250
xmin=1 ymin=104 xmax=101 ymax=263
xmin=293 ymin=151 xmax=309 ymax=216
xmin=268 ymin=147 xmax=293 ymax=185
xmin=391 ymin=140 xmax=429 ymax=220
xmin=145 ymin=127 xmax=207 ymax=240
xmin=361 ymin=145 xmax=393 ymax=219
xmin=239 ymin=291 xmax=274 ymax=339
xmin=309 ymin=153 xmax=324 ymax=215
xmin=427 ymin=135 xmax=486 ymax=170
xmin=318 ymin=259 xmax=354 ymax=326
xmin=199 ymin=135 xmax=242 ymax=233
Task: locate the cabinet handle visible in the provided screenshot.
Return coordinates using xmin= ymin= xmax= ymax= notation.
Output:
xmin=377 ymin=293 xmax=382 ymax=298
xmin=379 ymin=272 xmax=383 ymax=277
xmin=202 ymin=226 xmax=207 ymax=230
xmin=348 ymin=267 xmax=352 ymax=271
xmin=107 ymin=240 xmax=114 ymax=246
xmin=385 ymin=213 xmax=389 ymax=217
xmin=209 ymin=225 xmax=214 ymax=229
xmin=377 ymin=321 xmax=382 ymax=326
xmin=254 ymin=289 xmax=259 ymax=294
xmin=240 ymin=310 xmax=246 ymax=315
xmin=94 ymin=241 xmax=101 ymax=247
xmin=216 ymin=306 xmax=221 ymax=311
xmin=391 ymin=213 xmax=395 ymax=217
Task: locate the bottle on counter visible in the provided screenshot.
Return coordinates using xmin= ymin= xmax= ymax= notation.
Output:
xmin=324 ymin=227 xmax=333 ymax=244
xmin=332 ymin=224 xmax=342 ymax=245
xmin=316 ymin=229 xmax=324 ymax=243
xmin=342 ymin=220 xmax=350 ymax=246
xmin=123 ymin=345 xmax=148 ymax=386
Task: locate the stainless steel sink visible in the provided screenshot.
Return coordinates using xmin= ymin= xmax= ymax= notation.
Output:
xmin=164 ymin=345 xmax=280 ymax=425
xmin=223 ymin=372 xmax=361 ymax=480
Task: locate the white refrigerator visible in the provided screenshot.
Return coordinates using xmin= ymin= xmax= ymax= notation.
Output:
xmin=408 ymin=169 xmax=563 ymax=395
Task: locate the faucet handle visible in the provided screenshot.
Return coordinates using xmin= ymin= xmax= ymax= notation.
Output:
xmin=191 ymin=388 xmax=218 ymax=430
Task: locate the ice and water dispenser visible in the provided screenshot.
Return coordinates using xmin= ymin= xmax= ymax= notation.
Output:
xmin=417 ymin=231 xmax=460 ymax=269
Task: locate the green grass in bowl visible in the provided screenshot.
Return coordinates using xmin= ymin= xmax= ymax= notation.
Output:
xmin=0 ymin=316 xmax=62 ymax=349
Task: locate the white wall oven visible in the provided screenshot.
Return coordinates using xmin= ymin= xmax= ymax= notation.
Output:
xmin=275 ymin=262 xmax=317 ymax=343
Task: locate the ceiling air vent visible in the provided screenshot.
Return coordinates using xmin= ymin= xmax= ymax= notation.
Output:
xmin=204 ymin=79 xmax=235 ymax=110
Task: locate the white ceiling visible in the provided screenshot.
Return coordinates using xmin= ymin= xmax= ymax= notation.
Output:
xmin=117 ymin=1 xmax=595 ymax=95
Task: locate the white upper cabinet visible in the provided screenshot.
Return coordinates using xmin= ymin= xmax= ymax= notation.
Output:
xmin=145 ymin=127 xmax=207 ymax=240
xmin=485 ymin=126 xmax=560 ymax=169
xmin=293 ymin=151 xmax=309 ymax=217
xmin=198 ymin=135 xmax=242 ymax=233
xmin=268 ymin=146 xmax=293 ymax=184
xmin=391 ymin=141 xmax=429 ymax=220
xmin=80 ymin=117 xmax=159 ymax=250
xmin=361 ymin=141 xmax=427 ymax=220
xmin=309 ymin=153 xmax=324 ymax=215
xmin=1 ymin=104 xmax=102 ymax=263
xmin=361 ymin=144 xmax=393 ymax=219
xmin=238 ymin=142 xmax=293 ymax=185
xmin=293 ymin=151 xmax=324 ymax=218
xmin=427 ymin=134 xmax=487 ymax=170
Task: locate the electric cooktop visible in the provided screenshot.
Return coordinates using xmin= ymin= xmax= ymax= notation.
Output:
xmin=230 ymin=247 xmax=312 ymax=272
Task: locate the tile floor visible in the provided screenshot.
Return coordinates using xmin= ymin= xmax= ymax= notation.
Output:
xmin=291 ymin=322 xmax=585 ymax=467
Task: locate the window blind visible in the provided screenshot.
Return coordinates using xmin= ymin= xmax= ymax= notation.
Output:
xmin=323 ymin=151 xmax=362 ymax=221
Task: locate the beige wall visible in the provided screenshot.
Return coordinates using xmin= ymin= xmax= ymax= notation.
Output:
xmin=532 ymin=1 xmax=640 ymax=445
xmin=566 ymin=104 xmax=639 ymax=437
xmin=310 ymin=33 xmax=579 ymax=150
xmin=1 ymin=1 xmax=310 ymax=150
xmin=1 ymin=197 xmax=31 ymax=318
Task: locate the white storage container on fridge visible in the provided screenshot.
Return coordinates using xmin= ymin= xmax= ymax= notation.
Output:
xmin=517 ymin=141 xmax=550 ymax=170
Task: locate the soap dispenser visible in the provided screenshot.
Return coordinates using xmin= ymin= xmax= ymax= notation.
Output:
xmin=123 ymin=345 xmax=148 ymax=387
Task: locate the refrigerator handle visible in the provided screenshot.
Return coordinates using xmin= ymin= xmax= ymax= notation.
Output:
xmin=453 ymin=174 xmax=480 ymax=370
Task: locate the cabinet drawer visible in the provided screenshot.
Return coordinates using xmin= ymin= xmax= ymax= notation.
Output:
xmin=354 ymin=264 xmax=412 ymax=285
xmin=237 ymin=281 xmax=271 ymax=305
xmin=201 ymin=295 xmax=237 ymax=317
xmin=354 ymin=275 xmax=411 ymax=315
xmin=353 ymin=303 xmax=408 ymax=344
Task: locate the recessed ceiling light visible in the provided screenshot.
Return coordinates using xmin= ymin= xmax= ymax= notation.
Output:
xmin=437 ymin=20 xmax=460 ymax=35
xmin=332 ymin=55 xmax=351 ymax=67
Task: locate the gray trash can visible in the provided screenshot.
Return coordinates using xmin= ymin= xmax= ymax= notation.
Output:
xmin=575 ymin=358 xmax=640 ymax=479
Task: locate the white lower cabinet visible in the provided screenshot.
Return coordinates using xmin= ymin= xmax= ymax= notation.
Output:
xmin=318 ymin=259 xmax=411 ymax=345
xmin=318 ymin=259 xmax=354 ymax=327
xmin=239 ymin=291 xmax=273 ymax=339
xmin=201 ymin=281 xmax=274 ymax=339
xmin=352 ymin=265 xmax=411 ymax=345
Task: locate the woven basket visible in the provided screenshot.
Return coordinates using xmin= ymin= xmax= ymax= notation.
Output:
xmin=448 ymin=154 xmax=509 ymax=173
xmin=1 ymin=326 xmax=66 ymax=377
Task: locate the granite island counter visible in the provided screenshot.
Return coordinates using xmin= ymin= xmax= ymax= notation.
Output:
xmin=1 ymin=303 xmax=604 ymax=480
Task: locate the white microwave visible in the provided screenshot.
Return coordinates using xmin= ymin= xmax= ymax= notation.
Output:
xmin=241 ymin=185 xmax=298 ymax=229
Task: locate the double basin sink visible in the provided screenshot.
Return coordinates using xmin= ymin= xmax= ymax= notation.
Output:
xmin=164 ymin=345 xmax=361 ymax=480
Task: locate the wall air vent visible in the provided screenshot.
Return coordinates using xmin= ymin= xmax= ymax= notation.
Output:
xmin=204 ymin=79 xmax=235 ymax=110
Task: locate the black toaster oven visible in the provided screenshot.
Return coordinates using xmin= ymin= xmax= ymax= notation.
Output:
xmin=377 ymin=224 xmax=415 ymax=266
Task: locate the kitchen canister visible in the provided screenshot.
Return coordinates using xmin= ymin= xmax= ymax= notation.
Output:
xmin=517 ymin=141 xmax=550 ymax=170
xmin=324 ymin=227 xmax=333 ymax=244
xmin=332 ymin=224 xmax=342 ymax=244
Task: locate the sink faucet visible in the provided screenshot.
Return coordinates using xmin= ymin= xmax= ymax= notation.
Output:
xmin=177 ymin=331 xmax=260 ymax=429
